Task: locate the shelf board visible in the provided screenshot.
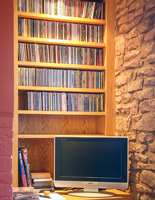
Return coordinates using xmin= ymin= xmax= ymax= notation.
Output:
xmin=18 ymin=36 xmax=106 ymax=48
xmin=18 ymin=61 xmax=106 ymax=70
xmin=18 ymin=11 xmax=106 ymax=25
xmin=18 ymin=86 xmax=105 ymax=93
xmin=18 ymin=134 xmax=105 ymax=139
xmin=18 ymin=110 xmax=106 ymax=116
xmin=18 ymin=134 xmax=55 ymax=139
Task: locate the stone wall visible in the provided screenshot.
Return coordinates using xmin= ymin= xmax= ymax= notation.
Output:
xmin=115 ymin=0 xmax=155 ymax=199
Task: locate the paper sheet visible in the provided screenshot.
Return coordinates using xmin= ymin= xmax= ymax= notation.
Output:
xmin=38 ymin=192 xmax=66 ymax=200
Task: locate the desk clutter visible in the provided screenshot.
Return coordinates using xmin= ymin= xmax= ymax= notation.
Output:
xmin=13 ymin=187 xmax=66 ymax=200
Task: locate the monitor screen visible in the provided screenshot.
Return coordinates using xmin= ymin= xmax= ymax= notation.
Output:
xmin=54 ymin=136 xmax=128 ymax=193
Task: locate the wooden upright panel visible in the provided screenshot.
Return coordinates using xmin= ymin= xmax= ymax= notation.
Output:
xmin=105 ymin=0 xmax=116 ymax=136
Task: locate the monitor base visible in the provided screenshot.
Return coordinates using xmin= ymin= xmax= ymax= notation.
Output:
xmin=67 ymin=191 xmax=115 ymax=198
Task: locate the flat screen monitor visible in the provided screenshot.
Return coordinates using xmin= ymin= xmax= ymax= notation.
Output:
xmin=54 ymin=136 xmax=129 ymax=197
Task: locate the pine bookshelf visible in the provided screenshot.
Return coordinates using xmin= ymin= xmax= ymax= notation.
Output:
xmin=13 ymin=0 xmax=115 ymax=186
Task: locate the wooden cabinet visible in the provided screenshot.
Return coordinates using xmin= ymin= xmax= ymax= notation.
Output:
xmin=13 ymin=0 xmax=115 ymax=186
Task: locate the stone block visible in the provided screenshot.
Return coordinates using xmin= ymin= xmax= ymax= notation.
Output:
xmin=123 ymin=60 xmax=142 ymax=70
xmin=142 ymin=185 xmax=152 ymax=194
xmin=145 ymin=6 xmax=155 ymax=19
xmin=145 ymin=0 xmax=155 ymax=11
xmin=144 ymin=77 xmax=155 ymax=86
xmin=138 ymin=132 xmax=154 ymax=143
xmin=115 ymin=55 xmax=124 ymax=70
xmin=130 ymin=161 xmax=138 ymax=170
xmin=126 ymin=131 xmax=136 ymax=141
xmin=116 ymin=8 xmax=128 ymax=19
xmin=127 ymin=35 xmax=144 ymax=51
xmin=138 ymin=64 xmax=155 ymax=77
xmin=135 ymin=184 xmax=143 ymax=192
xmin=116 ymin=101 xmax=139 ymax=115
xmin=135 ymin=143 xmax=147 ymax=154
xmin=116 ymin=71 xmax=134 ymax=87
xmin=115 ymin=42 xmax=126 ymax=56
xmin=121 ymin=93 xmax=133 ymax=103
xmin=149 ymin=142 xmax=155 ymax=153
xmin=116 ymin=0 xmax=127 ymax=12
xmin=118 ymin=12 xmax=135 ymax=25
xmin=119 ymin=23 xmax=133 ymax=34
xmin=116 ymin=116 xmax=131 ymax=131
xmin=131 ymin=153 xmax=148 ymax=163
xmin=134 ymin=88 xmax=154 ymax=101
xmin=115 ymin=70 xmax=121 ymax=77
xmin=116 ymin=96 xmax=122 ymax=104
xmin=138 ymin=18 xmax=154 ymax=33
xmin=145 ymin=54 xmax=155 ymax=64
xmin=135 ymin=113 xmax=155 ymax=131
xmin=124 ymin=50 xmax=140 ymax=62
xmin=139 ymin=100 xmax=155 ymax=114
xmin=141 ymin=170 xmax=155 ymax=188
xmin=128 ymin=79 xmax=143 ymax=93
xmin=129 ymin=171 xmax=140 ymax=183
xmin=141 ymin=42 xmax=154 ymax=59
xmin=132 ymin=114 xmax=142 ymax=122
xmin=133 ymin=16 xmax=143 ymax=28
xmin=135 ymin=8 xmax=144 ymax=17
xmin=140 ymin=195 xmax=152 ymax=200
xmin=126 ymin=27 xmax=139 ymax=39
xmin=144 ymin=27 xmax=155 ymax=42
xmin=129 ymin=142 xmax=136 ymax=153
xmin=137 ymin=163 xmax=155 ymax=170
xmin=129 ymin=0 xmax=145 ymax=11
xmin=127 ymin=0 xmax=134 ymax=7
xmin=149 ymin=153 xmax=155 ymax=163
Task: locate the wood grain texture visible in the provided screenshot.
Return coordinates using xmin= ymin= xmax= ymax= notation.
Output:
xmin=18 ymin=115 xmax=98 ymax=135
xmin=19 ymin=138 xmax=54 ymax=177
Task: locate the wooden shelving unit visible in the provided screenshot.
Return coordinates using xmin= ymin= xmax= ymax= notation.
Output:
xmin=13 ymin=0 xmax=115 ymax=186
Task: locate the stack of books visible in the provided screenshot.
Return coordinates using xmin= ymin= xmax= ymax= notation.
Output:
xmin=31 ymin=171 xmax=53 ymax=191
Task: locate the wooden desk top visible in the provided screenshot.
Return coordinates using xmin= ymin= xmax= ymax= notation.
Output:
xmin=55 ymin=189 xmax=134 ymax=200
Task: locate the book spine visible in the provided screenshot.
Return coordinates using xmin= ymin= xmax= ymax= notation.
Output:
xmin=21 ymin=148 xmax=33 ymax=187
xmin=18 ymin=150 xmax=27 ymax=187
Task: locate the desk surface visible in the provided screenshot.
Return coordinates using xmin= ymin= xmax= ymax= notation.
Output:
xmin=55 ymin=189 xmax=134 ymax=200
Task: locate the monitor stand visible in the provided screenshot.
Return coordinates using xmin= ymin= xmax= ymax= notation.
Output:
xmin=67 ymin=188 xmax=115 ymax=198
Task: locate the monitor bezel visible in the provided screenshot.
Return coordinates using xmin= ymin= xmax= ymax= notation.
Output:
xmin=54 ymin=135 xmax=129 ymax=190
